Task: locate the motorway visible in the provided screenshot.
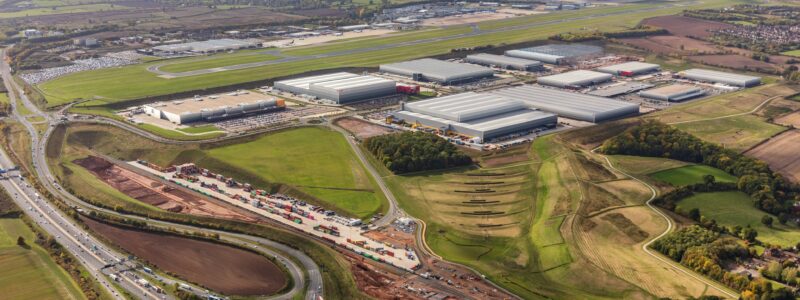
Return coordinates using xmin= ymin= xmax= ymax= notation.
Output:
xmin=1 ymin=51 xmax=323 ymax=300
xmin=148 ymin=1 xmax=694 ymax=78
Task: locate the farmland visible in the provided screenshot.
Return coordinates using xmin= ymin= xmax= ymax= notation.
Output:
xmin=649 ymin=165 xmax=737 ymax=186
xmin=676 ymin=191 xmax=800 ymax=247
xmin=672 ymin=115 xmax=786 ymax=152
xmin=745 ymin=129 xmax=800 ymax=183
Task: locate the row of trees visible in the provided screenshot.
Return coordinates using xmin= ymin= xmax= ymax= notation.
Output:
xmin=549 ymin=26 xmax=667 ymax=42
xmin=601 ymin=121 xmax=798 ymax=216
xmin=363 ymin=131 xmax=472 ymax=174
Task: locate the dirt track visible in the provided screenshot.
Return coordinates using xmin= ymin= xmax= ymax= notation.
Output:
xmin=82 ymin=216 xmax=287 ymax=296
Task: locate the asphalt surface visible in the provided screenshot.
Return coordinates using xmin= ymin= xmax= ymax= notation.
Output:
xmin=149 ymin=2 xmax=692 ymax=78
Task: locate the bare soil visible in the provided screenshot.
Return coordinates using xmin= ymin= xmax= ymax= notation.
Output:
xmin=81 ymin=216 xmax=287 ymax=296
xmin=334 ymin=117 xmax=395 ymax=140
xmin=745 ymin=129 xmax=800 ymax=183
xmin=640 ymin=15 xmax=734 ymax=38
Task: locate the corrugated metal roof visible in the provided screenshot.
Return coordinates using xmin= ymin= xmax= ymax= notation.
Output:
xmin=514 ymin=44 xmax=602 ymax=57
xmin=596 ymin=62 xmax=660 ymax=74
xmin=311 ymin=76 xmax=394 ymax=91
xmin=537 ymin=70 xmax=612 ymax=86
xmin=404 ymin=92 xmax=525 ymax=122
xmin=680 ymin=68 xmax=761 ymax=84
xmin=465 ymin=53 xmax=542 ymax=67
xmin=488 ymin=85 xmax=639 ymax=122
xmin=379 ymin=58 xmax=493 ymax=82
xmin=275 ymin=72 xmax=360 ymax=89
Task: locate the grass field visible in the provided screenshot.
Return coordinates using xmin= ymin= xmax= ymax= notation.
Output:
xmin=677 ymin=191 xmax=800 ymax=247
xmin=673 ymin=115 xmax=786 ymax=152
xmin=0 ymin=3 xmax=124 ymax=19
xmin=782 ymin=50 xmax=800 ymax=57
xmin=607 ymin=155 xmax=690 ymax=175
xmin=157 ymin=53 xmax=282 ymax=73
xmin=649 ymin=165 xmax=737 ymax=186
xmin=36 ymin=0 xmax=740 ymax=107
xmin=177 ymin=124 xmax=221 ymax=134
xmin=0 ymin=218 xmax=86 ymax=300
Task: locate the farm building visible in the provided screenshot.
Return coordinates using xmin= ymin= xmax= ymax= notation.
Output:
xmin=379 ymin=58 xmax=494 ymax=85
xmin=504 ymin=44 xmax=603 ymax=65
xmin=639 ymin=84 xmax=705 ymax=102
xmin=142 ymin=91 xmax=285 ymax=124
xmin=464 ymin=53 xmax=544 ymax=71
xmin=488 ymin=85 xmax=640 ymax=122
xmin=393 ymin=92 xmax=557 ymax=142
xmin=596 ymin=61 xmax=660 ymax=76
xmin=153 ymin=39 xmax=261 ymax=54
xmin=273 ymin=72 xmax=397 ymax=104
xmin=678 ymin=68 xmax=761 ymax=87
xmin=536 ymin=70 xmax=612 ymax=88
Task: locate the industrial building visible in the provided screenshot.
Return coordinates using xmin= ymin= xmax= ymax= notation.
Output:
xmin=379 ymin=58 xmax=494 ymax=85
xmin=678 ymin=68 xmax=761 ymax=87
xmin=588 ymin=82 xmax=654 ymax=97
xmin=596 ymin=61 xmax=660 ymax=76
xmin=536 ymin=70 xmax=612 ymax=88
xmin=393 ymin=92 xmax=557 ymax=142
xmin=273 ymin=72 xmax=397 ymax=104
xmin=639 ymin=84 xmax=705 ymax=102
xmin=153 ymin=39 xmax=261 ymax=54
xmin=505 ymin=44 xmax=603 ymax=65
xmin=488 ymin=85 xmax=640 ymax=123
xmin=142 ymin=92 xmax=285 ymax=124
xmin=464 ymin=53 xmax=544 ymax=71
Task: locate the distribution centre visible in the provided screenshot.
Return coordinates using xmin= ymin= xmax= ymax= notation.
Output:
xmin=678 ymin=68 xmax=761 ymax=87
xmin=536 ymin=70 xmax=612 ymax=88
xmin=488 ymin=85 xmax=640 ymax=122
xmin=464 ymin=53 xmax=544 ymax=71
xmin=273 ymin=72 xmax=397 ymax=104
xmin=143 ymin=92 xmax=285 ymax=124
xmin=639 ymin=84 xmax=706 ymax=102
xmin=379 ymin=58 xmax=494 ymax=84
xmin=504 ymin=44 xmax=603 ymax=65
xmin=392 ymin=92 xmax=557 ymax=142
xmin=596 ymin=61 xmax=660 ymax=76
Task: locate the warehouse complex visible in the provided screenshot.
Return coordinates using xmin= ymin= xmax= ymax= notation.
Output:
xmin=143 ymin=92 xmax=285 ymax=124
xmin=639 ymin=84 xmax=705 ymax=102
xmin=678 ymin=68 xmax=761 ymax=87
xmin=274 ymin=72 xmax=397 ymax=103
xmin=505 ymin=44 xmax=603 ymax=65
xmin=379 ymin=58 xmax=494 ymax=84
xmin=596 ymin=61 xmax=660 ymax=76
xmin=489 ymin=85 xmax=640 ymax=122
xmin=537 ymin=70 xmax=612 ymax=88
xmin=153 ymin=39 xmax=261 ymax=54
xmin=464 ymin=53 xmax=544 ymax=71
xmin=393 ymin=93 xmax=557 ymax=141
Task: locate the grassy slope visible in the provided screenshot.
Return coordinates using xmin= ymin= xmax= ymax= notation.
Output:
xmin=649 ymin=165 xmax=737 ymax=186
xmin=673 ymin=115 xmax=786 ymax=153
xmin=607 ymin=155 xmax=690 ymax=175
xmin=677 ymin=191 xmax=800 ymax=247
xmin=37 ymin=0 xmax=738 ymax=106
xmin=0 ymin=219 xmax=87 ymax=300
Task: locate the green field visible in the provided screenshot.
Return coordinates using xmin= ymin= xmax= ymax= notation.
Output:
xmin=0 ymin=218 xmax=86 ymax=300
xmin=37 ymin=0 xmax=740 ymax=107
xmin=782 ymin=50 xmax=800 ymax=57
xmin=649 ymin=165 xmax=737 ymax=186
xmin=0 ymin=3 xmax=123 ymax=19
xmin=177 ymin=124 xmax=221 ymax=134
xmin=677 ymin=191 xmax=800 ymax=247
xmin=673 ymin=115 xmax=786 ymax=152
xmin=157 ymin=53 xmax=282 ymax=73
xmin=607 ymin=155 xmax=690 ymax=175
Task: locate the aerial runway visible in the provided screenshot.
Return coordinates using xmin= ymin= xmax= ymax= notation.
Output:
xmin=148 ymin=1 xmax=692 ymax=78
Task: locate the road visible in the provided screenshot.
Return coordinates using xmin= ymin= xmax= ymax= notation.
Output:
xmin=148 ymin=1 xmax=694 ymax=78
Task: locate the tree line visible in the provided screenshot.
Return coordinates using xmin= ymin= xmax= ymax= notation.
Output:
xmin=364 ymin=131 xmax=472 ymax=174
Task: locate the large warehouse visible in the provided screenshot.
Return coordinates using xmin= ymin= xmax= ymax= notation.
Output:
xmin=536 ymin=70 xmax=612 ymax=88
xmin=596 ymin=61 xmax=660 ymax=76
xmin=153 ymin=39 xmax=261 ymax=54
xmin=273 ymin=72 xmax=397 ymax=104
xmin=639 ymin=84 xmax=705 ymax=102
xmin=488 ymin=85 xmax=640 ymax=122
xmin=393 ymin=92 xmax=557 ymax=141
xmin=505 ymin=44 xmax=603 ymax=65
xmin=379 ymin=58 xmax=494 ymax=84
xmin=464 ymin=53 xmax=544 ymax=71
xmin=678 ymin=68 xmax=761 ymax=87
xmin=143 ymin=92 xmax=285 ymax=124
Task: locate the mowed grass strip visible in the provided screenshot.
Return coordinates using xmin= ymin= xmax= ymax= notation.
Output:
xmin=204 ymin=127 xmax=384 ymax=218
xmin=0 ymin=219 xmax=86 ymax=300
xmin=677 ymin=191 xmax=800 ymax=247
xmin=649 ymin=165 xmax=737 ymax=186
xmin=158 ymin=53 xmax=282 ymax=73
xmin=782 ymin=50 xmax=800 ymax=57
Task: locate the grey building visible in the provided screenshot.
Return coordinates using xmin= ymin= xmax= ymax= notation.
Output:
xmin=488 ymin=85 xmax=640 ymax=122
xmin=678 ymin=68 xmax=761 ymax=87
xmin=273 ymin=72 xmax=397 ymax=104
xmin=537 ymin=70 xmax=612 ymax=88
xmin=596 ymin=61 xmax=660 ymax=76
xmin=639 ymin=84 xmax=705 ymax=102
xmin=464 ymin=53 xmax=544 ymax=71
xmin=393 ymin=92 xmax=557 ymax=141
xmin=379 ymin=58 xmax=494 ymax=84
xmin=505 ymin=44 xmax=603 ymax=65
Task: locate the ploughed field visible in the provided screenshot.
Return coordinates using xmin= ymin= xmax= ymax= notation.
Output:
xmin=82 ymin=217 xmax=287 ymax=296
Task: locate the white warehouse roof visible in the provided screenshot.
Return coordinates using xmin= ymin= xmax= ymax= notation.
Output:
xmin=679 ymin=68 xmax=761 ymax=87
xmin=403 ymin=92 xmax=527 ymax=122
xmin=537 ymin=70 xmax=612 ymax=88
xmin=505 ymin=44 xmax=602 ymax=64
xmin=275 ymin=72 xmax=360 ymax=90
xmin=596 ymin=61 xmax=660 ymax=75
xmin=464 ymin=53 xmax=543 ymax=71
xmin=488 ymin=85 xmax=640 ymax=122
xmin=639 ymin=84 xmax=705 ymax=102
xmin=274 ymin=72 xmax=396 ymax=104
xmin=379 ymin=58 xmax=494 ymax=84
